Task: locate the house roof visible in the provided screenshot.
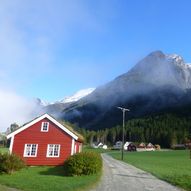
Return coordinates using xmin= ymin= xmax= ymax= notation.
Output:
xmin=147 ymin=143 xmax=154 ymax=147
xmin=124 ymin=142 xmax=131 ymax=146
xmin=7 ymin=113 xmax=81 ymax=141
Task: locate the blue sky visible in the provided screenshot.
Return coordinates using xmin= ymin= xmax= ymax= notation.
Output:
xmin=1 ymin=0 xmax=191 ymax=103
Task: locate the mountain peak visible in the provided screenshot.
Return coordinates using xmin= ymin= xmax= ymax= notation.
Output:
xmin=166 ymin=54 xmax=184 ymax=64
xmin=148 ymin=50 xmax=165 ymax=59
xmin=115 ymin=50 xmax=191 ymax=95
xmin=59 ymin=88 xmax=95 ymax=104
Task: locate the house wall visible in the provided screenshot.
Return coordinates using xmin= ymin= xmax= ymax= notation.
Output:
xmin=12 ymin=118 xmax=73 ymax=166
xmin=75 ymin=141 xmax=82 ymax=153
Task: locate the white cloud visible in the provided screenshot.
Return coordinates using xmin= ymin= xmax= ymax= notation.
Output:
xmin=0 ymin=0 xmax=106 ymax=86
xmin=0 ymin=89 xmax=38 ymax=132
xmin=0 ymin=0 xmax=120 ymax=104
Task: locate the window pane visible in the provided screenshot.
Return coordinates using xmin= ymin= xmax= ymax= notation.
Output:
xmin=42 ymin=122 xmax=49 ymax=131
xmin=54 ymin=145 xmax=59 ymax=156
xmin=24 ymin=144 xmax=37 ymax=157
xmin=47 ymin=144 xmax=60 ymax=157
xmin=26 ymin=144 xmax=31 ymax=156
xmin=48 ymin=145 xmax=54 ymax=156
xmin=31 ymin=144 xmax=36 ymax=156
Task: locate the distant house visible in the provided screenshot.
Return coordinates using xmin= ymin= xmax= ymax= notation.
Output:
xmin=124 ymin=142 xmax=137 ymax=151
xmin=146 ymin=143 xmax=155 ymax=151
xmin=137 ymin=142 xmax=146 ymax=151
xmin=113 ymin=141 xmax=122 ymax=150
xmin=137 ymin=142 xmax=156 ymax=151
xmin=7 ymin=113 xmax=83 ymax=166
xmin=185 ymin=142 xmax=191 ymax=149
xmin=92 ymin=142 xmax=107 ymax=149
xmin=171 ymin=144 xmax=186 ymax=150
xmin=97 ymin=142 xmax=104 ymax=148
xmin=154 ymin=144 xmax=161 ymax=150
xmin=102 ymin=144 xmax=108 ymax=149
xmin=92 ymin=142 xmax=103 ymax=148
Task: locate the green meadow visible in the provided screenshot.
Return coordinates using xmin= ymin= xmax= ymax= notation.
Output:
xmin=0 ymin=164 xmax=101 ymax=191
xmin=0 ymin=147 xmax=9 ymax=153
xmin=110 ymin=150 xmax=191 ymax=191
xmin=0 ymin=147 xmax=101 ymax=191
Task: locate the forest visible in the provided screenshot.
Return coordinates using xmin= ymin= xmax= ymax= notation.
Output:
xmin=77 ymin=114 xmax=191 ymax=148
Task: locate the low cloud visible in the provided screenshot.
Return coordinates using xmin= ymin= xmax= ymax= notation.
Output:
xmin=0 ymin=89 xmax=38 ymax=132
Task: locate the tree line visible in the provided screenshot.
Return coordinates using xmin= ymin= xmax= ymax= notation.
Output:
xmin=3 ymin=113 xmax=191 ymax=149
xmin=76 ymin=114 xmax=191 ymax=148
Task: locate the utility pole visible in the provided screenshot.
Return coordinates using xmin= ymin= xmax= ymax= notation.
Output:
xmin=117 ymin=107 xmax=130 ymax=161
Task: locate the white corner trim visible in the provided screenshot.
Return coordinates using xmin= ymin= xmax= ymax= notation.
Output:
xmin=71 ymin=139 xmax=75 ymax=155
xmin=6 ymin=113 xmax=78 ymax=140
xmin=9 ymin=135 xmax=14 ymax=154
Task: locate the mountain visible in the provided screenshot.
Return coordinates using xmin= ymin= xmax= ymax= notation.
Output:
xmin=35 ymin=98 xmax=49 ymax=107
xmin=56 ymin=88 xmax=95 ymax=104
xmin=41 ymin=88 xmax=95 ymax=117
xmin=36 ymin=88 xmax=95 ymax=106
xmin=46 ymin=51 xmax=191 ymax=129
xmin=65 ymin=51 xmax=191 ymax=127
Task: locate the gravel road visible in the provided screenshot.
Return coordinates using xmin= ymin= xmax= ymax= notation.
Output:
xmin=90 ymin=153 xmax=183 ymax=191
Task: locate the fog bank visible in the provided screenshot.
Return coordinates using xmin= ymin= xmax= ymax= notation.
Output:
xmin=0 ymin=89 xmax=38 ymax=132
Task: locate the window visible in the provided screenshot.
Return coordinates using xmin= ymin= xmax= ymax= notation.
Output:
xmin=24 ymin=144 xmax=38 ymax=157
xmin=41 ymin=122 xmax=49 ymax=132
xmin=46 ymin=144 xmax=60 ymax=157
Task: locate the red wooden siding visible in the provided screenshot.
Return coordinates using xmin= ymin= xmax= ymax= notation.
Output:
xmin=12 ymin=118 xmax=73 ymax=166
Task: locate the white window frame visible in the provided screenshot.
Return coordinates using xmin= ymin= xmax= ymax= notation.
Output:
xmin=46 ymin=144 xmax=60 ymax=158
xmin=41 ymin=122 xmax=49 ymax=132
xmin=23 ymin=144 xmax=38 ymax=157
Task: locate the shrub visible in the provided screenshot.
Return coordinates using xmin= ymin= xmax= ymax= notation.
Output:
xmin=0 ymin=152 xmax=25 ymax=174
xmin=63 ymin=151 xmax=102 ymax=176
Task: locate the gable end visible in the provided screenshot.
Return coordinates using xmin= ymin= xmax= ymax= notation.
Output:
xmin=7 ymin=114 xmax=78 ymax=140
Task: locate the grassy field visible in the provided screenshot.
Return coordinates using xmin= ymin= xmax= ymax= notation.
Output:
xmin=0 ymin=147 xmax=101 ymax=191
xmin=0 ymin=147 xmax=9 ymax=153
xmin=83 ymin=145 xmax=112 ymax=153
xmin=109 ymin=150 xmax=191 ymax=191
xmin=0 ymin=165 xmax=101 ymax=191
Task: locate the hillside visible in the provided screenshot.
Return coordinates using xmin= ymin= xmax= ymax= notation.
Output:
xmin=44 ymin=51 xmax=191 ymax=130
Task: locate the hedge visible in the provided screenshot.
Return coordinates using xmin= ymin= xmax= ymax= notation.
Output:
xmin=63 ymin=151 xmax=102 ymax=176
xmin=0 ymin=152 xmax=25 ymax=174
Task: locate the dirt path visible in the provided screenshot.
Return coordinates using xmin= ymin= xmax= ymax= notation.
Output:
xmin=90 ymin=153 xmax=183 ymax=191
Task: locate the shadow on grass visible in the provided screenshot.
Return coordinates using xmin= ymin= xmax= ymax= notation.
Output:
xmin=39 ymin=166 xmax=67 ymax=177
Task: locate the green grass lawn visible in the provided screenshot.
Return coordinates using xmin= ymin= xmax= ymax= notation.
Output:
xmin=0 ymin=166 xmax=101 ymax=191
xmin=0 ymin=146 xmax=101 ymax=191
xmin=0 ymin=147 xmax=9 ymax=153
xmin=83 ymin=145 xmax=112 ymax=153
xmin=109 ymin=150 xmax=191 ymax=191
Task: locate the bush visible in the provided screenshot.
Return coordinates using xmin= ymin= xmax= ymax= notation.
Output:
xmin=0 ymin=152 xmax=25 ymax=174
xmin=63 ymin=151 xmax=102 ymax=176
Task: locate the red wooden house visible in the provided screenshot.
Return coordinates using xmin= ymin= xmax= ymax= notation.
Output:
xmin=7 ymin=113 xmax=83 ymax=166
